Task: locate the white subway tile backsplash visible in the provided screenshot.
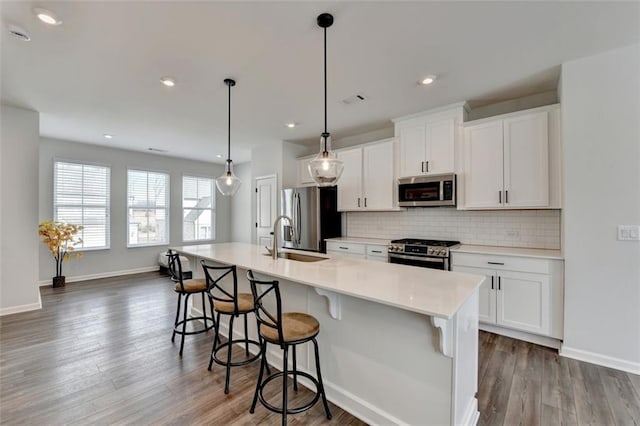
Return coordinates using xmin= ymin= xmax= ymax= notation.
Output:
xmin=346 ymin=209 xmax=561 ymax=250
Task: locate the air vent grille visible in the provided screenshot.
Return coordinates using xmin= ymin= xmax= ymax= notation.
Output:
xmin=342 ymin=93 xmax=367 ymax=105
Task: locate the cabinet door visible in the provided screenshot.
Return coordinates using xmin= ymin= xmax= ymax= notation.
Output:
xmin=337 ymin=148 xmax=363 ymax=211
xmin=452 ymin=265 xmax=496 ymax=324
xmin=363 ymin=140 xmax=395 ymax=210
xmin=463 ymin=121 xmax=504 ymax=208
xmin=425 ymin=118 xmax=455 ymax=174
xmin=503 ymin=112 xmax=549 ymax=207
xmin=496 ymin=270 xmax=550 ymax=335
xmin=297 ymin=157 xmax=315 ymax=186
xmin=398 ymin=125 xmax=426 ymax=178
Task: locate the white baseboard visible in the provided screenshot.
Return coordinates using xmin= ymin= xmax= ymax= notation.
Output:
xmin=459 ymin=398 xmax=479 ymax=426
xmin=560 ymin=345 xmax=640 ymax=375
xmin=480 ymin=323 xmax=561 ymax=349
xmin=0 ymin=300 xmax=42 ymax=316
xmin=38 ymin=266 xmax=159 ymax=286
xmin=192 ymin=308 xmax=407 ymax=425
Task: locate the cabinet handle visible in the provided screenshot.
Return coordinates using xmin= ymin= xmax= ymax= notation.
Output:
xmin=339 ymin=246 xmax=349 ymax=250
xmin=505 ymin=190 xmax=509 ymax=204
xmin=499 ymin=190 xmax=502 ymax=204
xmin=357 ymin=198 xmax=361 ymax=207
xmin=487 ymin=261 xmax=504 ymax=265
xmin=364 ymin=197 xmax=367 ymax=207
xmin=371 ymin=250 xmax=382 ymax=254
xmin=498 ymin=276 xmax=501 ymax=290
xmin=491 ymin=276 xmax=494 ymax=290
xmin=426 ymin=161 xmax=429 ymax=172
xmin=421 ymin=161 xmax=425 ymax=173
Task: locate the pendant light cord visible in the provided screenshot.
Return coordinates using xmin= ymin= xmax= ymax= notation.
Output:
xmin=322 ymin=25 xmax=329 ymax=154
xmin=227 ymin=82 xmax=231 ymax=163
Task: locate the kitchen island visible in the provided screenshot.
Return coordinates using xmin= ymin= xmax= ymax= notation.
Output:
xmin=173 ymin=243 xmax=484 ymax=425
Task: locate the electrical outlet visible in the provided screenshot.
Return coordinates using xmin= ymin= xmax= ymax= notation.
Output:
xmin=506 ymin=230 xmax=520 ymax=238
xmin=617 ymin=225 xmax=640 ymax=241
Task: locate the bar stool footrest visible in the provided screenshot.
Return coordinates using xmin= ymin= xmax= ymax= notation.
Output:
xmin=173 ymin=316 xmax=215 ymax=336
xmin=258 ymin=371 xmax=321 ymax=415
xmin=212 ymin=339 xmax=262 ymax=367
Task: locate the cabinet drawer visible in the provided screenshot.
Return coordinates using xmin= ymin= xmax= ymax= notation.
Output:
xmin=451 ymin=252 xmax=550 ymax=274
xmin=366 ymin=244 xmax=387 ymax=258
xmin=326 ymin=241 xmax=366 ymax=255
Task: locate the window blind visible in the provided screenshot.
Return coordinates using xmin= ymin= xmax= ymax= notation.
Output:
xmin=182 ymin=176 xmax=215 ymax=242
xmin=127 ymin=169 xmax=169 ymax=247
xmin=54 ymin=161 xmax=110 ymax=250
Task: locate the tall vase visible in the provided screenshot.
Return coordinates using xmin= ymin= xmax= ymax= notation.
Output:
xmin=53 ymin=275 xmax=65 ymax=288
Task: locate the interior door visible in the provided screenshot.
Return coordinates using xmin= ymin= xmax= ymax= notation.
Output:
xmin=255 ymin=175 xmax=277 ymax=248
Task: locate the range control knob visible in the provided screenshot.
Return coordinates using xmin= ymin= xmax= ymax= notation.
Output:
xmin=427 ymin=248 xmax=435 ymax=255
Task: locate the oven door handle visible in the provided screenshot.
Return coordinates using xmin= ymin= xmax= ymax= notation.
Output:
xmin=388 ymin=253 xmax=446 ymax=263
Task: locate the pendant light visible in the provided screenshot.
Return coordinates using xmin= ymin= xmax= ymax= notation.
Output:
xmin=308 ymin=13 xmax=344 ymax=186
xmin=215 ymin=78 xmax=242 ymax=196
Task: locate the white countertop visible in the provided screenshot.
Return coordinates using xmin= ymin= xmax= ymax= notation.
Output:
xmin=325 ymin=236 xmax=391 ymax=245
xmin=452 ymin=244 xmax=564 ymax=260
xmin=172 ymin=243 xmax=483 ymax=320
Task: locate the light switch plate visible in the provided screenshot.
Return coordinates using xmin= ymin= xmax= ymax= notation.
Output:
xmin=617 ymin=225 xmax=640 ymax=241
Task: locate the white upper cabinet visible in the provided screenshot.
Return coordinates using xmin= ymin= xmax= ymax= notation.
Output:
xmin=393 ymin=104 xmax=466 ymax=179
xmin=461 ymin=106 xmax=558 ymax=210
xmin=337 ymin=139 xmax=396 ymax=211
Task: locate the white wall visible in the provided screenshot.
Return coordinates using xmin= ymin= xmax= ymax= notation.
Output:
xmin=1 ymin=105 xmax=41 ymax=314
xmin=39 ymin=137 xmax=231 ymax=281
xmin=560 ymin=44 xmax=640 ymax=373
xmin=230 ymin=162 xmax=252 ymax=243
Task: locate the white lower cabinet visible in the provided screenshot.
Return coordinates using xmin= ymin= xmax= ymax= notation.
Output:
xmin=452 ymin=252 xmax=563 ymax=340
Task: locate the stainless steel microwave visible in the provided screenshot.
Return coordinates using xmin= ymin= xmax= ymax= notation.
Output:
xmin=398 ymin=174 xmax=456 ymax=207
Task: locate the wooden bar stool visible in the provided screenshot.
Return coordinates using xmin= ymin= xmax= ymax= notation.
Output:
xmin=201 ymin=261 xmax=264 ymax=394
xmin=166 ymin=250 xmax=216 ymax=357
xmin=247 ymin=270 xmax=332 ymax=425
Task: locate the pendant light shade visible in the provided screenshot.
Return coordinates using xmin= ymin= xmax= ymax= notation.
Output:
xmin=216 ymin=78 xmax=242 ymax=196
xmin=308 ymin=13 xmax=343 ymax=187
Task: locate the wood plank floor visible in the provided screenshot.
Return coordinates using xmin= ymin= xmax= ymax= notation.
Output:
xmin=1 ymin=272 xmax=639 ymax=425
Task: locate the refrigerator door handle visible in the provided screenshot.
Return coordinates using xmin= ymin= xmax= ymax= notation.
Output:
xmin=295 ymin=192 xmax=302 ymax=245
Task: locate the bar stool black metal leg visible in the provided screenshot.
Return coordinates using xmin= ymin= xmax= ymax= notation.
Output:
xmin=215 ymin=311 xmax=222 ymax=345
xmin=292 ymin=345 xmax=298 ymax=392
xmin=172 ymin=293 xmax=181 ymax=342
xmin=208 ymin=322 xmax=219 ymax=371
xmin=250 ymin=340 xmax=267 ymax=414
xmin=244 ymin=314 xmax=250 ymax=356
xmin=312 ymin=338 xmax=332 ymax=420
xmin=207 ymin=294 xmax=217 ymax=342
xmin=282 ymin=343 xmax=289 ymax=426
xmin=263 ymin=337 xmax=271 ymax=375
xmin=224 ymin=314 xmax=235 ymax=394
xmin=201 ymin=292 xmax=207 ymax=329
xmin=179 ymin=294 xmax=190 ymax=357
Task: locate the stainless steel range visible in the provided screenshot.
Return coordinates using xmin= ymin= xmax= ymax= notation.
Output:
xmin=387 ymin=238 xmax=460 ymax=270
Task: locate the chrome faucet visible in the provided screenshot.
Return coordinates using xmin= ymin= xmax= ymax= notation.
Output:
xmin=271 ymin=215 xmax=293 ymax=260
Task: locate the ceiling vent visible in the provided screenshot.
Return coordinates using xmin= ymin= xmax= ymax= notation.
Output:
xmin=147 ymin=147 xmax=168 ymax=153
xmin=342 ymin=93 xmax=367 ymax=105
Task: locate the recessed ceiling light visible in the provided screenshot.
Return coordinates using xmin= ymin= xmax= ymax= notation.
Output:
xmin=103 ymin=134 xmax=113 ymax=139
xmin=160 ymin=77 xmax=176 ymax=87
xmin=34 ymin=8 xmax=62 ymax=25
xmin=286 ymin=123 xmax=296 ymax=128
xmin=7 ymin=24 xmax=31 ymax=41
xmin=216 ymin=154 xmax=223 ymax=158
xmin=420 ymin=75 xmax=437 ymax=85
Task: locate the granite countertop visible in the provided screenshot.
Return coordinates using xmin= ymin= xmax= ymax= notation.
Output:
xmin=172 ymin=243 xmax=484 ymax=320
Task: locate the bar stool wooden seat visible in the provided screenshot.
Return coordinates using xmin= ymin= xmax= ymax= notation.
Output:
xmin=247 ymin=270 xmax=332 ymax=425
xmin=202 ymin=261 xmax=264 ymax=394
xmin=166 ymin=250 xmax=215 ymax=357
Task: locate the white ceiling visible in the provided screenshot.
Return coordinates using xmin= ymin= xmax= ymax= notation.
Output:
xmin=2 ymin=1 xmax=639 ymax=164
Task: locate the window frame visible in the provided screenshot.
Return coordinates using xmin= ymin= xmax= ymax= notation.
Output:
xmin=181 ymin=174 xmax=216 ymax=243
xmin=53 ymin=159 xmax=111 ymax=252
xmin=126 ymin=168 xmax=171 ymax=248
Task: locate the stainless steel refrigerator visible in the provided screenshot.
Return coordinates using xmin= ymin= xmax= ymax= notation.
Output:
xmin=280 ymin=186 xmax=341 ymax=253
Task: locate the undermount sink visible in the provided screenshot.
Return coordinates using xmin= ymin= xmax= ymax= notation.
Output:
xmin=263 ymin=250 xmax=328 ymax=263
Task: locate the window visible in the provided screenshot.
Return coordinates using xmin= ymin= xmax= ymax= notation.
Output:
xmin=54 ymin=161 xmax=110 ymax=250
xmin=182 ymin=176 xmax=215 ymax=241
xmin=127 ymin=169 xmax=169 ymax=247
